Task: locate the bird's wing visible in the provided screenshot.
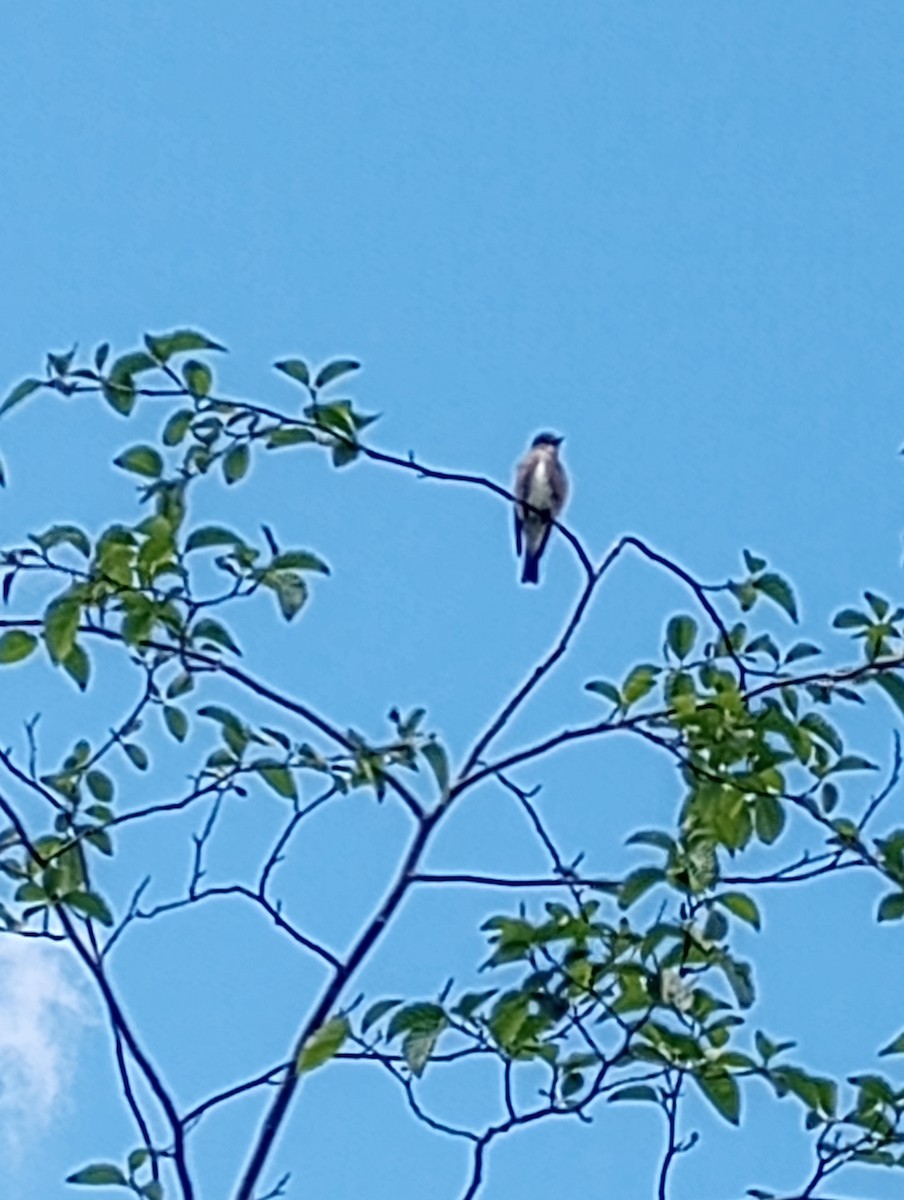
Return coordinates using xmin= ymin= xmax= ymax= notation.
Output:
xmin=530 ymin=519 xmax=553 ymax=561
xmin=513 ymin=452 xmax=536 ymax=552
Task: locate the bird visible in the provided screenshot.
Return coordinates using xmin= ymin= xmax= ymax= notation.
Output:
xmin=513 ymin=432 xmax=568 ymax=585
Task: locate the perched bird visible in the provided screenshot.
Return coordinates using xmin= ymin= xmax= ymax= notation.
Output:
xmin=513 ymin=432 xmax=568 ymax=585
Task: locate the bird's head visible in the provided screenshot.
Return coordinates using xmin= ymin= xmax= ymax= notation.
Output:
xmin=531 ymin=432 xmax=564 ymax=449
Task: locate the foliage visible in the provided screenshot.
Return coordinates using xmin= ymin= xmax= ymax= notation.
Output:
xmin=1 ymin=335 xmax=904 ymax=1199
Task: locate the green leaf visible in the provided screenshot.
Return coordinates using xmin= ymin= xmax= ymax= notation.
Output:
xmin=784 ymin=642 xmax=821 ymax=663
xmin=102 ymin=378 xmax=135 ymax=416
xmin=879 ymin=1030 xmax=904 ymax=1056
xmin=743 ymin=550 xmax=767 ymax=574
xmin=296 ymin=1015 xmax=349 ymax=1075
xmin=114 ymin=445 xmax=163 ymax=479
xmin=361 ymin=998 xmax=403 ymax=1033
xmin=85 ymin=828 xmax=113 ymax=856
xmin=185 ymin=526 xmax=245 ymax=552
xmin=102 ymin=353 xmax=155 ymax=416
xmin=819 ymin=782 xmax=839 ymax=813
xmin=43 ymin=597 xmax=80 ymax=665
xmin=693 ymin=1069 xmax=740 ymax=1125
xmin=86 ymin=771 xmax=114 ymax=803
xmin=585 ymin=679 xmax=621 ymax=705
xmin=451 ymin=990 xmax=497 ymax=1020
xmin=166 ymin=671 xmax=195 ymax=699
xmin=865 ymin=590 xmax=890 ymax=619
xmin=721 ymin=957 xmax=755 ymax=1009
xmin=421 ymin=740 xmax=449 ymax=797
xmin=274 ymin=359 xmax=311 ymax=387
xmin=755 ymin=573 xmax=798 ymax=622
xmin=877 ymin=892 xmax=904 ymax=922
xmin=66 ymin=1163 xmax=128 ymax=1186
xmin=771 ymin=1065 xmax=835 ymax=1114
xmin=0 ymin=377 xmax=41 ymax=418
xmin=47 ymin=345 xmax=76 ymax=376
xmin=607 ymin=1084 xmax=659 ymax=1104
xmin=223 ymin=443 xmax=249 ymax=484
xmin=874 ymin=672 xmax=904 ymax=720
xmin=622 ymin=664 xmax=660 ymax=707
xmin=141 ymin=1184 xmax=163 ymax=1200
xmin=0 ymin=630 xmax=38 ymax=664
xmin=267 ymin=425 xmax=316 ymax=449
xmin=666 ymin=615 xmax=698 ymax=660
xmin=755 ymin=1031 xmax=778 ymax=1062
xmin=314 ymin=358 xmax=361 ymax=389
xmin=625 ymin=829 xmax=675 ymax=852
xmin=254 ymin=760 xmax=298 ymax=800
xmin=192 ymin=617 xmax=241 ymax=654
xmin=404 ymin=1027 xmax=443 ymax=1077
xmin=65 ymin=891 xmax=114 ymax=926
xmin=745 ymin=633 xmax=779 ymax=660
xmin=387 ymin=1002 xmax=446 ymax=1040
xmin=272 ymin=573 xmax=307 ymax=621
xmin=163 ymin=408 xmax=193 ymax=446
xmin=270 ymin=551 xmax=330 ymax=574
xmin=832 ymin=754 xmax=877 ymax=773
xmin=16 ymin=881 xmax=48 ymax=904
xmin=146 ymin=329 xmax=226 ymax=361
xmin=798 ymin=712 xmax=842 ymax=755
xmin=331 ymin=439 xmax=359 ymax=468
xmin=754 ymin=795 xmax=785 ymax=845
xmin=182 ymin=359 xmax=212 ymax=397
xmin=31 ymin=523 xmax=92 ymax=557
xmin=127 ymin=1149 xmax=149 ymax=1173
xmin=703 ymin=908 xmax=728 ymax=942
xmin=124 ymin=743 xmax=149 ymax=771
xmin=832 ymin=608 xmax=870 ymax=629
xmin=198 ymin=704 xmax=245 ymax=733
xmin=618 ymin=867 xmax=664 ymax=909
xmin=729 ymin=579 xmax=757 ymax=612
xmin=63 ymin=644 xmax=91 ymax=691
xmin=110 ymin=351 xmax=157 ymax=377
xmin=163 ymin=706 xmax=188 ymax=742
xmin=715 ymin=892 xmax=761 ymax=930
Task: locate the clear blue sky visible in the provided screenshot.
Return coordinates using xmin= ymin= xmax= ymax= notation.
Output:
xmin=2 ymin=3 xmax=904 ymax=1198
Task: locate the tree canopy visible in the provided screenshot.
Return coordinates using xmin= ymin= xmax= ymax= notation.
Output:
xmin=1 ymin=334 xmax=904 ymax=1200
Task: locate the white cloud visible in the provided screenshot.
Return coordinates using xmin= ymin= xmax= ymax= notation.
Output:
xmin=0 ymin=937 xmax=94 ymax=1161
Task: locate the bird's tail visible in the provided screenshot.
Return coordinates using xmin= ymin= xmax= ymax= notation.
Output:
xmin=521 ymin=552 xmax=540 ymax=585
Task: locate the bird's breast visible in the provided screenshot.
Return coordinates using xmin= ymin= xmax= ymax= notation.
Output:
xmin=525 ymin=459 xmax=555 ymax=509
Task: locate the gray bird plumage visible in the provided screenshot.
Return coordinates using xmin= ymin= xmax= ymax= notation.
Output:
xmin=513 ymin=432 xmax=568 ymax=584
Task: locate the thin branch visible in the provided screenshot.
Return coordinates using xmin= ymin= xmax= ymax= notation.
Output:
xmin=133 ymin=885 xmax=341 ymax=971
xmin=183 ymin=1062 xmax=291 ymax=1128
xmin=57 ymin=906 xmax=195 ymax=1200
xmin=112 ymin=1023 xmax=161 ymax=1184
xmin=232 ymin=807 xmax=443 ymax=1200
xmin=657 ymin=1071 xmax=682 ymax=1200
xmin=858 ymin=730 xmax=902 ymax=833
xmin=454 ymin=547 xmax=608 ymax=786
xmin=410 ymin=872 xmax=617 ymax=890
xmin=259 ymin=786 xmax=338 ymax=899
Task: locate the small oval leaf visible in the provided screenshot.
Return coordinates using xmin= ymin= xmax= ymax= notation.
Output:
xmin=0 ymin=630 xmax=38 ymax=664
xmin=114 ymin=446 xmax=163 ymax=479
xmin=296 ymin=1015 xmax=349 ymax=1075
xmin=314 ymin=358 xmax=360 ymax=389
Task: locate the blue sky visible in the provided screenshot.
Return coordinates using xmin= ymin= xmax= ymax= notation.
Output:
xmin=2 ymin=3 xmax=904 ymax=1198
